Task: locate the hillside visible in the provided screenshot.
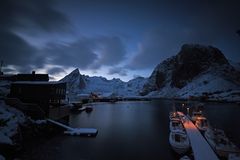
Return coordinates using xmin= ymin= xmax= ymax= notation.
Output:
xmin=60 ymin=69 xmax=147 ymax=99
xmin=142 ymin=44 xmax=240 ymax=101
xmin=61 ymin=44 xmax=240 ymax=101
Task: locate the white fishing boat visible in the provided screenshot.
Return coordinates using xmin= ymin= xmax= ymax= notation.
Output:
xmin=169 ymin=111 xmax=178 ymax=120
xmin=191 ymin=111 xmax=203 ymax=122
xmin=170 ymin=117 xmax=184 ymax=131
xmin=169 ymin=129 xmax=190 ymax=154
xmin=205 ymin=128 xmax=240 ymax=158
xmin=194 ymin=116 xmax=208 ymax=132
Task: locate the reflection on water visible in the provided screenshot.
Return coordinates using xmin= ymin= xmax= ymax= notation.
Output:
xmin=21 ymin=100 xmax=240 ymax=160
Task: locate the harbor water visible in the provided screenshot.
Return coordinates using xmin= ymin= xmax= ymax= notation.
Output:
xmin=20 ymin=100 xmax=240 ymax=160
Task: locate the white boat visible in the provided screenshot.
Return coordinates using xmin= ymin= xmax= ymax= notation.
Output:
xmin=194 ymin=116 xmax=208 ymax=132
xmin=169 ymin=129 xmax=190 ymax=154
xmin=169 ymin=111 xmax=178 ymax=120
xmin=170 ymin=118 xmax=184 ymax=131
xmin=191 ymin=111 xmax=203 ymax=122
xmin=205 ymin=128 xmax=240 ymax=158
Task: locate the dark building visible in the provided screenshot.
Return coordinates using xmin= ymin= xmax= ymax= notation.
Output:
xmin=0 ymin=71 xmax=49 ymax=81
xmin=9 ymin=81 xmax=67 ymax=117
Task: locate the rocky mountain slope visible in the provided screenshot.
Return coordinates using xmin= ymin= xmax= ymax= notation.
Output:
xmin=60 ymin=69 xmax=147 ymax=99
xmin=61 ymin=44 xmax=240 ymax=101
xmin=141 ymin=44 xmax=240 ymax=101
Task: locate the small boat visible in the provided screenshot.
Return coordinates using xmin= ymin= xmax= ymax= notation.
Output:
xmin=205 ymin=128 xmax=240 ymax=158
xmin=170 ymin=118 xmax=184 ymax=131
xmin=85 ymin=106 xmax=93 ymax=113
xmin=71 ymin=102 xmax=83 ymax=111
xmin=191 ymin=111 xmax=203 ymax=122
xmin=169 ymin=129 xmax=190 ymax=154
xmin=169 ymin=111 xmax=180 ymax=120
xmin=194 ymin=116 xmax=208 ymax=132
xmin=78 ymin=106 xmax=87 ymax=112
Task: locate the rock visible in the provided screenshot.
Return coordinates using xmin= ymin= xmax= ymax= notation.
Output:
xmin=141 ymin=43 xmax=235 ymax=95
xmin=60 ymin=68 xmax=86 ymax=94
xmin=171 ymin=44 xmax=229 ymax=88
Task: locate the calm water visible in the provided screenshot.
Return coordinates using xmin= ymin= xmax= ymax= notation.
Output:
xmin=22 ymin=100 xmax=240 ymax=160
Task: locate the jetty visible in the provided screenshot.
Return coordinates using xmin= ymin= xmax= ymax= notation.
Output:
xmin=47 ymin=119 xmax=98 ymax=137
xmin=177 ymin=112 xmax=219 ymax=160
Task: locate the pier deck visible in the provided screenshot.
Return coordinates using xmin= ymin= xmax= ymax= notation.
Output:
xmin=178 ymin=112 xmax=219 ymax=160
xmin=47 ymin=119 xmax=98 ymax=137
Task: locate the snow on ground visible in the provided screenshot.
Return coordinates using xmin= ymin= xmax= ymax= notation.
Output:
xmin=64 ymin=128 xmax=98 ymax=136
xmin=67 ymin=74 xmax=147 ymax=100
xmin=0 ymin=155 xmax=5 ymax=160
xmin=178 ymin=72 xmax=240 ymax=100
xmin=0 ymin=81 xmax=10 ymax=97
xmin=146 ymin=70 xmax=240 ymax=101
xmin=0 ymin=100 xmax=25 ymax=145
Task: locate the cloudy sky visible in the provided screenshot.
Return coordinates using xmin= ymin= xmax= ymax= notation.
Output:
xmin=1 ymin=0 xmax=240 ymax=81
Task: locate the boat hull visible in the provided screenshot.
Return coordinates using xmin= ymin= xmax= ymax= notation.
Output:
xmin=169 ymin=132 xmax=190 ymax=154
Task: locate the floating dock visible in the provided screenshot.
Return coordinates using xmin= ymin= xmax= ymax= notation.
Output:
xmin=178 ymin=112 xmax=219 ymax=160
xmin=47 ymin=119 xmax=98 ymax=137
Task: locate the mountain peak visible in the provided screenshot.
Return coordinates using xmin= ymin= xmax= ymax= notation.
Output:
xmin=141 ymin=44 xmax=236 ymax=95
xmin=179 ymin=44 xmax=229 ymax=66
xmin=60 ymin=68 xmax=86 ymax=93
xmin=170 ymin=44 xmax=230 ymax=88
xmin=71 ymin=68 xmax=80 ymax=75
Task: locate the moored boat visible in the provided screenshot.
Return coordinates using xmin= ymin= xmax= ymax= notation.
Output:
xmin=205 ymin=127 xmax=240 ymax=158
xmin=194 ymin=116 xmax=208 ymax=132
xmin=86 ymin=106 xmax=93 ymax=113
xmin=169 ymin=129 xmax=190 ymax=154
xmin=191 ymin=111 xmax=203 ymax=122
xmin=170 ymin=117 xmax=184 ymax=131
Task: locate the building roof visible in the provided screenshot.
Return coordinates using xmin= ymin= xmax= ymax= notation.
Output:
xmin=12 ymin=81 xmax=65 ymax=85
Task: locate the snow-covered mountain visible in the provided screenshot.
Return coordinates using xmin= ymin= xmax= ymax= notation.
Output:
xmin=60 ymin=69 xmax=147 ymax=98
xmin=142 ymin=44 xmax=240 ymax=101
xmin=60 ymin=44 xmax=240 ymax=101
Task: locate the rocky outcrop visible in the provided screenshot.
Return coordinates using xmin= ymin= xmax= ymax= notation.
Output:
xmin=60 ymin=68 xmax=86 ymax=94
xmin=141 ymin=44 xmax=234 ymax=96
xmin=171 ymin=44 xmax=229 ymax=88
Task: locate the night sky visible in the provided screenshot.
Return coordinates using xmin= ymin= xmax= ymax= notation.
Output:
xmin=1 ymin=0 xmax=240 ymax=81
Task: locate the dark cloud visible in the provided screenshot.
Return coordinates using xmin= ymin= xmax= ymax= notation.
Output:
xmin=47 ymin=67 xmax=66 ymax=75
xmin=44 ymin=39 xmax=98 ymax=69
xmin=0 ymin=31 xmax=36 ymax=65
xmin=108 ymin=67 xmax=127 ymax=76
xmin=95 ymin=37 xmax=126 ymax=66
xmin=0 ymin=30 xmax=46 ymax=73
xmin=0 ymin=0 xmax=71 ymax=74
xmin=2 ymin=67 xmax=16 ymax=74
xmin=0 ymin=0 xmax=70 ymax=33
xmin=43 ymin=36 xmax=127 ymax=71
xmin=128 ymin=0 xmax=240 ymax=70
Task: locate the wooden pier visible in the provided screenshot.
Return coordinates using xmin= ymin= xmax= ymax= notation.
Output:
xmin=47 ymin=119 xmax=98 ymax=137
xmin=178 ymin=112 xmax=219 ymax=160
